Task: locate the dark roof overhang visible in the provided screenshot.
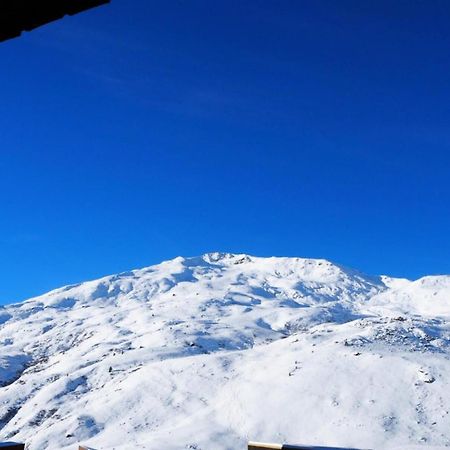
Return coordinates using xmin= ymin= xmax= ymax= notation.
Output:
xmin=0 ymin=0 xmax=110 ymax=42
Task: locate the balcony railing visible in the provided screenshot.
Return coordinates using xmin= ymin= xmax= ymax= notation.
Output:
xmin=0 ymin=443 xmax=25 ymax=450
xmin=0 ymin=440 xmax=365 ymax=449
xmin=248 ymin=442 xmax=367 ymax=450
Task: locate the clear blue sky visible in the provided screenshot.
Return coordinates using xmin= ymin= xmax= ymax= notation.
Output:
xmin=1 ymin=1 xmax=450 ymax=304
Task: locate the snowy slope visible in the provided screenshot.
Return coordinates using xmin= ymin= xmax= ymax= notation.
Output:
xmin=0 ymin=253 xmax=450 ymax=449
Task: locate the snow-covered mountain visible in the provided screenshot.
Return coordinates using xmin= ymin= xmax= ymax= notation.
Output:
xmin=1 ymin=253 xmax=450 ymax=449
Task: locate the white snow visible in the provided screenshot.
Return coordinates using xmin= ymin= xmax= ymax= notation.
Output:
xmin=0 ymin=253 xmax=450 ymax=449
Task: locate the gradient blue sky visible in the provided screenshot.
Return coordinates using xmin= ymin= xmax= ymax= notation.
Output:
xmin=1 ymin=1 xmax=450 ymax=304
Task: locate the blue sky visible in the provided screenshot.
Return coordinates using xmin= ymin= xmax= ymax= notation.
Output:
xmin=1 ymin=1 xmax=450 ymax=303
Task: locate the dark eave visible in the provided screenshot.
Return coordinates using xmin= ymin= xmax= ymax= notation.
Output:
xmin=0 ymin=0 xmax=110 ymax=43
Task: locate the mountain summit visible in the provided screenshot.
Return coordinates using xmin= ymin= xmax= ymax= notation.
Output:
xmin=1 ymin=254 xmax=450 ymax=449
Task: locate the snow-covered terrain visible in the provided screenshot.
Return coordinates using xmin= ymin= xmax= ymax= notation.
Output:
xmin=1 ymin=253 xmax=450 ymax=449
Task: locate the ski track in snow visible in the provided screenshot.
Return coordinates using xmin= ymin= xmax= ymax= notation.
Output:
xmin=0 ymin=253 xmax=450 ymax=449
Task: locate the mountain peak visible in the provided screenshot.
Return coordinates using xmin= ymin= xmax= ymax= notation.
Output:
xmin=1 ymin=255 xmax=450 ymax=449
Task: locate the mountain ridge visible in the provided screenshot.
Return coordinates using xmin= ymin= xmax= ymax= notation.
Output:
xmin=1 ymin=254 xmax=450 ymax=449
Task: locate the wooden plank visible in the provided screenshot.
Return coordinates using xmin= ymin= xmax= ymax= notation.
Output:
xmin=79 ymin=446 xmax=97 ymax=450
xmin=249 ymin=443 xmax=283 ymax=450
xmin=0 ymin=443 xmax=25 ymax=450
